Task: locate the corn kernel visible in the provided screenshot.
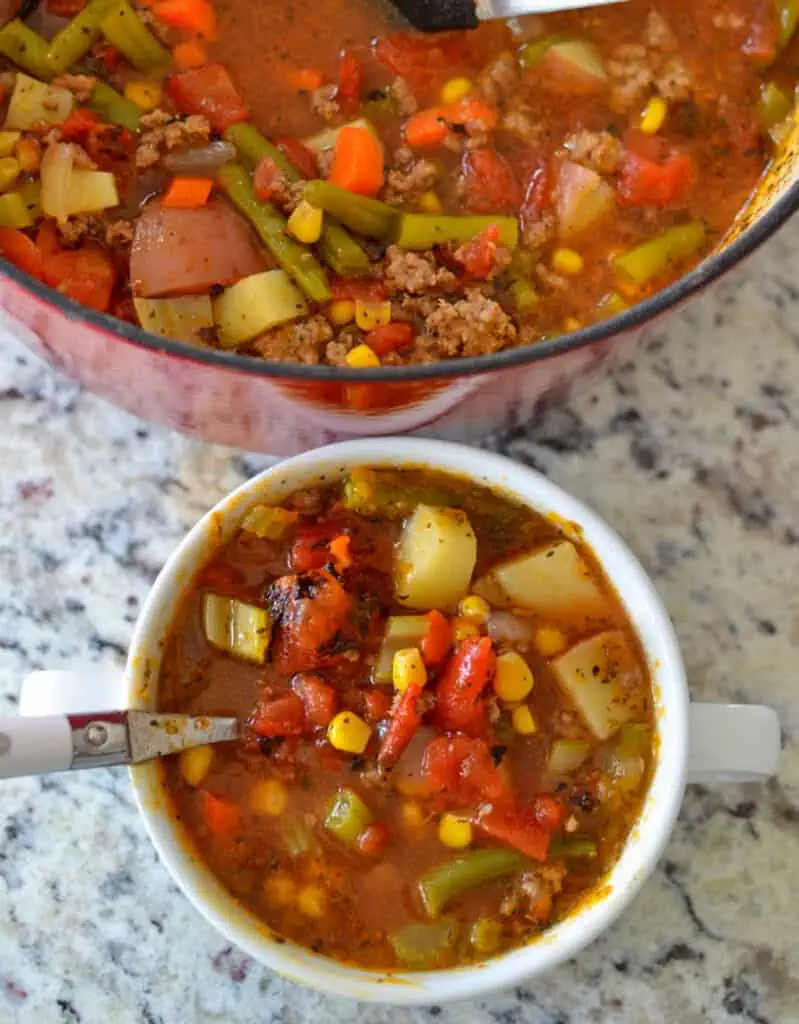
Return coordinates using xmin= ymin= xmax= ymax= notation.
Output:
xmin=535 ymin=625 xmax=566 ymax=657
xmin=392 ymin=647 xmax=427 ymax=692
xmin=452 ymin=618 xmax=479 ymax=644
xmin=639 ymin=95 xmax=667 ymax=134
xmin=494 ymin=651 xmax=534 ymax=702
xmin=551 ymin=248 xmax=584 ymax=276
xmin=0 ymin=156 xmax=20 ymax=192
xmin=511 ymin=704 xmax=537 ymax=736
xmin=0 ymin=131 xmax=20 ymax=158
xmin=287 ymin=199 xmax=323 ymax=244
xmin=563 ymin=317 xmax=582 ymax=333
xmin=264 ymin=872 xmax=296 ymax=906
xmin=440 ymin=76 xmax=473 ymax=105
xmin=470 ymin=916 xmax=503 ymax=954
xmin=328 ymin=711 xmax=372 ymax=754
xmin=328 ymin=298 xmax=355 ymax=325
xmin=354 ymin=298 xmax=391 ymax=330
xmin=250 ymin=778 xmax=288 ymax=816
xmin=438 ymin=813 xmax=473 ymax=849
xmin=178 ymin=744 xmax=213 ymax=787
xmin=124 ymin=80 xmax=162 ymax=112
xmin=345 ymin=343 xmax=381 ymax=369
xmin=297 ymin=884 xmax=326 ymax=917
xmin=418 ymin=189 xmax=442 ymax=213
xmin=458 ymin=594 xmax=491 ymax=625
xmin=401 ymin=801 xmax=425 ymax=828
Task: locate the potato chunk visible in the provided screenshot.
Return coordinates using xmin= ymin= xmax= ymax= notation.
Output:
xmin=474 ymin=539 xmax=607 ymax=618
xmin=394 ymin=505 xmax=476 ymax=610
xmin=551 ymin=631 xmax=644 ymax=740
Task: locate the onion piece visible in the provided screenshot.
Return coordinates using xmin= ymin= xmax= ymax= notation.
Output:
xmin=487 ymin=611 xmax=536 ymax=650
xmin=162 ymin=141 xmax=236 ymax=176
xmin=40 ymin=141 xmax=73 ymax=224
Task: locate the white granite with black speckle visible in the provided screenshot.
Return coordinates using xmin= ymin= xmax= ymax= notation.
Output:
xmin=1 ymin=224 xmax=798 ymax=1024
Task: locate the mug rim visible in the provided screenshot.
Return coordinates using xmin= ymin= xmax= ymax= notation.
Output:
xmin=126 ymin=438 xmax=689 ymax=1004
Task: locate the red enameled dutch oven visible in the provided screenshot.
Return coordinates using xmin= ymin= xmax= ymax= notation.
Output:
xmin=1 ymin=144 xmax=797 ymax=454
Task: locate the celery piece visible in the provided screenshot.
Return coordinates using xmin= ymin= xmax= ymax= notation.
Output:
xmin=202 ymin=592 xmax=271 ymax=663
xmin=613 ymin=221 xmax=706 ymax=285
xmin=47 ymin=0 xmax=117 ymax=73
xmin=99 ymin=0 xmax=170 ymax=70
xmin=0 ymin=190 xmax=33 ymax=228
xmin=547 ymin=739 xmax=590 ymax=774
xmin=324 ymin=788 xmax=373 ymax=848
xmin=517 ymin=33 xmax=567 ymax=69
xmin=240 ymin=504 xmax=300 ymax=540
xmin=418 ymin=849 xmax=525 ymax=918
xmin=394 ymin=213 xmax=518 ymax=251
xmin=0 ymin=20 xmax=53 ymax=80
xmin=548 ymin=836 xmax=598 ymax=858
xmin=390 ymin=918 xmax=458 ymax=969
xmin=90 ymin=81 xmax=142 ymax=133
xmin=373 ymin=615 xmax=430 ymax=683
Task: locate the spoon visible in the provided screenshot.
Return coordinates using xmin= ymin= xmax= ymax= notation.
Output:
xmin=387 ymin=0 xmax=627 ymax=33
xmin=0 ymin=710 xmax=238 ymax=779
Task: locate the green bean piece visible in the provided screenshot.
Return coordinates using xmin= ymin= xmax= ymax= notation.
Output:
xmin=418 ymin=849 xmax=525 ymax=918
xmin=304 ymin=179 xmax=398 ymax=239
xmin=342 ymin=468 xmax=462 ymax=519
xmin=777 ymin=0 xmax=799 ymax=49
xmin=99 ymin=0 xmax=170 ymax=70
xmin=218 ymin=162 xmax=332 ymax=302
xmin=390 ymin=918 xmax=458 ymax=969
xmin=89 ymin=80 xmax=141 ymax=132
xmin=224 ymin=123 xmax=299 ymax=180
xmin=548 ymin=836 xmax=599 ymax=858
xmin=394 ymin=213 xmax=519 ymax=251
xmin=324 ymin=788 xmax=373 ymax=847
xmin=47 ymin=0 xmax=117 ymax=73
xmin=225 ymin=124 xmax=371 ymax=276
xmin=0 ymin=20 xmax=53 ymax=80
xmin=0 ymin=190 xmax=33 ymax=228
xmin=613 ymin=221 xmax=705 ymax=285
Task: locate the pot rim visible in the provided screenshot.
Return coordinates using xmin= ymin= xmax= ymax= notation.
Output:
xmin=3 ymin=177 xmax=797 ymax=384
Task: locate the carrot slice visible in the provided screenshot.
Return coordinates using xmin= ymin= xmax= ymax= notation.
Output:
xmin=0 ymin=228 xmax=43 ymax=279
xmin=172 ymin=39 xmax=208 ymax=69
xmin=404 ymin=106 xmax=449 ymax=148
xmin=328 ymin=125 xmax=384 ymax=197
xmin=153 ymin=0 xmax=217 ymax=39
xmin=43 ymin=246 xmax=116 ymax=311
xmin=287 ymin=67 xmax=324 ymax=92
xmin=163 ymin=176 xmax=214 ymax=209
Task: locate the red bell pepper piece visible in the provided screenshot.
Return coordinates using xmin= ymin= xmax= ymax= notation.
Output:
xmin=434 ymin=635 xmax=495 ymax=734
xmin=377 ymin=683 xmax=423 ymax=769
xmin=476 ymin=795 xmax=563 ymax=861
xmin=421 ymin=733 xmax=507 ymax=804
xmin=420 ymin=609 xmax=452 ymax=666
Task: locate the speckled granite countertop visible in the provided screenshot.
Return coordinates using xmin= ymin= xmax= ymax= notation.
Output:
xmin=1 ymin=224 xmax=798 ymax=1023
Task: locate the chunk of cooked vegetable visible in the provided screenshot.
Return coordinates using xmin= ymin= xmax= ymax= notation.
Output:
xmin=133 ymin=296 xmax=215 ymax=343
xmin=41 ymin=144 xmax=120 ymax=223
xmin=556 ymin=161 xmax=615 ymax=240
xmin=303 ymin=178 xmax=398 ymax=238
xmin=6 ymin=75 xmax=73 ymax=131
xmin=304 ymin=117 xmax=377 ymax=155
xmin=240 ymin=504 xmax=299 ymax=539
xmin=547 ymin=738 xmax=590 ymax=774
xmin=202 ymin=592 xmax=271 ymax=663
xmin=47 ymin=0 xmax=117 ymax=73
xmin=394 ymin=213 xmax=518 ymax=250
xmin=327 ymin=711 xmax=371 ymax=754
xmin=324 ymin=787 xmax=373 ymax=846
xmin=541 ymin=39 xmax=608 ymax=91
xmin=394 ymin=504 xmax=477 ymax=610
xmin=549 ymin=835 xmax=598 ymax=858
xmin=390 ymin=918 xmax=458 ymax=968
xmin=213 ymin=268 xmax=308 ymax=348
xmin=550 ymin=630 xmax=643 ymax=740
xmin=89 ymin=81 xmax=142 ymax=132
xmin=99 ymin=0 xmax=170 ymax=70
xmin=418 ymin=848 xmax=525 ymax=918
xmin=373 ymin=614 xmax=429 ymax=683
xmin=474 ymin=539 xmax=607 ymax=618
xmin=0 ymin=21 xmax=54 ymax=80
xmin=178 ymin=743 xmax=213 ymax=786
xmin=613 ymin=221 xmax=705 ymax=285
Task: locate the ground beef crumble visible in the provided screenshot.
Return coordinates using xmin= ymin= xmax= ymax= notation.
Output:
xmin=478 ymin=51 xmax=520 ymax=107
xmin=383 ymin=246 xmax=456 ymax=293
xmin=51 ymin=74 xmax=97 ymax=102
xmin=382 ymin=150 xmax=438 ymax=206
xmin=135 ymin=111 xmax=211 ymax=169
xmin=411 ymin=287 xmax=517 ymax=361
xmin=607 ymin=15 xmax=693 ymax=112
xmin=388 ymin=77 xmax=417 ymax=117
xmin=250 ymin=315 xmax=333 ymax=364
xmin=310 ymin=84 xmax=341 ymax=123
xmin=562 ymin=129 xmax=623 ymax=174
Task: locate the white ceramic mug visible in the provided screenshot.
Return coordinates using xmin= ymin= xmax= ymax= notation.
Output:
xmin=18 ymin=438 xmax=780 ymax=1004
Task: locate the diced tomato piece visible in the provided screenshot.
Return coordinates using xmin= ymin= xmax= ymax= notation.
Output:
xmin=377 ymin=683 xmax=423 ymax=769
xmin=453 ymin=223 xmax=502 ymax=280
xmin=290 ymin=525 xmax=335 ymax=572
xmin=35 ymin=222 xmax=62 ymax=263
xmin=47 ymin=0 xmax=88 ymax=15
xmin=43 ymin=246 xmax=116 ymax=312
xmin=201 ymin=792 xmax=241 ymax=836
xmin=476 ymin=797 xmax=563 ymax=861
xmin=276 ymin=137 xmax=319 ymax=179
xmin=168 ymin=64 xmax=249 ymax=132
xmin=253 ymin=155 xmax=284 ymax=202
xmin=364 ymin=322 xmax=415 ymax=356
xmin=331 ymin=277 xmax=389 ymax=302
xmin=420 ymin=610 xmax=452 ymax=667
xmin=272 ymin=570 xmax=352 ymax=674
xmin=291 ymin=673 xmax=337 ymax=729
xmin=460 ymin=148 xmax=521 ymax=214
xmin=617 ymin=139 xmax=697 ymax=208
xmin=250 ymin=692 xmax=305 ymax=737
xmin=60 ymin=108 xmax=102 ymax=142
xmin=364 ymin=688 xmax=392 ymax=722
xmin=0 ymin=228 xmax=43 ymax=279
xmin=356 ymin=821 xmax=390 ymax=856
xmin=337 ymin=51 xmax=362 ymax=116
xmin=421 ymin=734 xmax=507 ymax=804
xmin=434 ymin=636 xmax=495 ymax=735
xmin=374 ymin=31 xmax=469 ymax=95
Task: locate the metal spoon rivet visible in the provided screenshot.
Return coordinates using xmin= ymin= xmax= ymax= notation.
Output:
xmin=85 ymin=723 xmax=109 ymax=747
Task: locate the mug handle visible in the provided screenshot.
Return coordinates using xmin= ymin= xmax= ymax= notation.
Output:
xmin=688 ymin=702 xmax=781 ymax=783
xmin=19 ymin=668 xmax=127 ymax=717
